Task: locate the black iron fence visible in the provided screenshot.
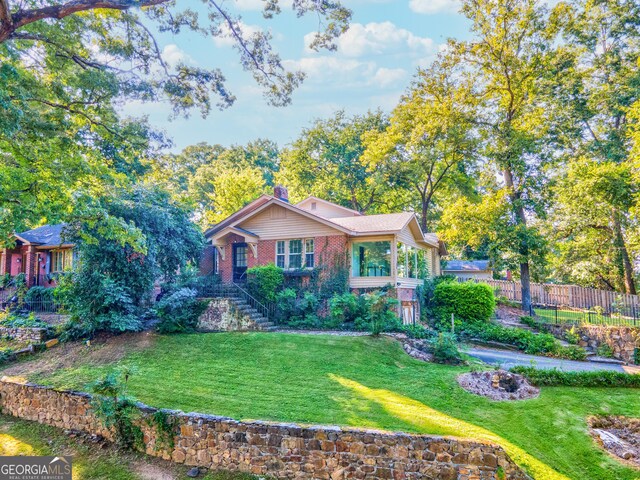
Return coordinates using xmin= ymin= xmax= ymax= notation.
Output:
xmin=527 ymin=302 xmax=639 ymax=327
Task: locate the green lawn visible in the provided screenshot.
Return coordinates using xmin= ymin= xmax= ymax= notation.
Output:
xmin=0 ymin=414 xmax=256 ymax=480
xmin=8 ymin=332 xmax=640 ymax=480
xmin=534 ymin=308 xmax=638 ymax=327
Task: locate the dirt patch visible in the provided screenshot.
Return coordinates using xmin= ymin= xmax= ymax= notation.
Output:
xmin=0 ymin=331 xmax=156 ymax=379
xmin=589 ymin=416 xmax=640 ymax=468
xmin=458 ymin=370 xmax=540 ymax=401
xmin=495 ymin=305 xmax=529 ymax=327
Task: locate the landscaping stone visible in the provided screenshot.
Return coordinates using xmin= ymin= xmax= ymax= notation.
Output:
xmin=457 ymin=370 xmax=540 ymax=401
xmin=588 ymin=416 xmax=639 ymax=467
xmin=197 ymin=298 xmax=267 ymax=332
xmin=545 ymin=324 xmax=639 ymax=364
xmin=0 ymin=326 xmax=46 ymax=343
xmin=0 ymin=378 xmax=530 ymax=480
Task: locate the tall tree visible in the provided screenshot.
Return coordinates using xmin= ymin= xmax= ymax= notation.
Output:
xmin=450 ymin=0 xmax=554 ymax=312
xmin=363 ymin=59 xmax=478 ymax=231
xmin=545 ymin=0 xmax=640 ymax=294
xmin=0 ymin=0 xmax=350 ymax=239
xmin=278 ymin=110 xmax=389 ymax=213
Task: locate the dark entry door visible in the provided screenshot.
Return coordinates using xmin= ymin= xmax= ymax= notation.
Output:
xmin=232 ymin=243 xmax=248 ymax=283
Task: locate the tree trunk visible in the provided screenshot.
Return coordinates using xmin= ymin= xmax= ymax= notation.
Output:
xmin=503 ymin=167 xmax=532 ymax=313
xmin=612 ymin=209 xmax=637 ymax=295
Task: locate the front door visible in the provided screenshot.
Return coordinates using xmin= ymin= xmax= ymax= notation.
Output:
xmin=232 ymin=243 xmax=248 ymax=283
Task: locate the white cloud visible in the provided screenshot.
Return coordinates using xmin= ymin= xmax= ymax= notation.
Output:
xmin=371 ymin=67 xmax=407 ymax=87
xmin=409 ymin=0 xmax=460 ymax=14
xmin=161 ymin=44 xmax=194 ymax=68
xmin=213 ymin=21 xmax=263 ymax=48
xmin=285 ymin=56 xmax=376 ymax=82
xmin=305 ymin=22 xmax=434 ymax=58
xmin=233 ymin=0 xmax=294 ymax=10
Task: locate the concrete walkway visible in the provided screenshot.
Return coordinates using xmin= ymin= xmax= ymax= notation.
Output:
xmin=465 ymin=346 xmax=640 ymax=373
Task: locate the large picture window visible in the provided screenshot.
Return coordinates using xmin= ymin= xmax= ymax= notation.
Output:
xmin=397 ymin=242 xmax=427 ymax=279
xmin=352 ymin=241 xmax=391 ymax=277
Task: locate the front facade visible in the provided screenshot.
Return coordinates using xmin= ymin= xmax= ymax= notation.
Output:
xmin=0 ymin=224 xmax=74 ymax=288
xmin=204 ymin=187 xmax=443 ymax=324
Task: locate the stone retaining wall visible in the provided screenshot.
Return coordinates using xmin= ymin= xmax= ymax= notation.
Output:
xmin=0 ymin=326 xmax=46 ymax=343
xmin=0 ymin=380 xmax=529 ymax=479
xmin=545 ymin=324 xmax=639 ymax=363
xmin=197 ymin=299 xmax=262 ymax=332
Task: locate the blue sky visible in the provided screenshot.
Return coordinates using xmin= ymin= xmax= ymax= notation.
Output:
xmin=123 ymin=0 xmax=470 ymax=152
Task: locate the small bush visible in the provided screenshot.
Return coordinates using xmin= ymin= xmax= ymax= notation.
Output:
xmin=356 ymin=291 xmax=400 ymax=335
xmin=328 ymin=292 xmax=368 ymax=326
xmin=156 ymin=288 xmax=208 ymax=334
xmin=399 ymin=323 xmax=436 ymax=340
xmin=24 ymin=286 xmax=55 ymax=304
xmin=511 ymin=366 xmax=640 ymax=388
xmin=246 ymin=263 xmax=284 ymax=304
xmin=432 ymin=333 xmax=463 ymax=364
xmin=563 ymin=326 xmax=580 ymax=345
xmin=0 ymin=312 xmax=50 ymax=330
xmin=274 ymin=289 xmax=320 ymax=329
xmin=432 ymin=281 xmax=495 ymax=330
xmin=596 ymin=344 xmax=614 ymax=358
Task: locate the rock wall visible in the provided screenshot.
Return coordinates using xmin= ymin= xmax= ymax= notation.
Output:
xmin=545 ymin=324 xmax=639 ymax=363
xmin=197 ymin=299 xmax=262 ymax=332
xmin=0 ymin=326 xmax=46 ymax=343
xmin=0 ymin=379 xmax=529 ymax=480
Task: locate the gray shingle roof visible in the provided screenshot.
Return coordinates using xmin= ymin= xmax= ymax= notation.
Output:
xmin=444 ymin=260 xmax=491 ymax=272
xmin=17 ymin=224 xmax=69 ymax=247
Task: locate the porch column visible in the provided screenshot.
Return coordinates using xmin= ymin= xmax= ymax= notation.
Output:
xmin=0 ymin=250 xmax=7 ymax=276
xmin=24 ymin=245 xmax=36 ymax=286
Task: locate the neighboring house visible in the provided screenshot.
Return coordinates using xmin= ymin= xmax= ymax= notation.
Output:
xmin=443 ymin=260 xmax=493 ymax=280
xmin=203 ymin=186 xmax=444 ymax=324
xmin=0 ymin=224 xmax=74 ymax=288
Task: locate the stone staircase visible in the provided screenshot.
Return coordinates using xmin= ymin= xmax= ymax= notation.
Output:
xmin=227 ymin=296 xmax=277 ymax=331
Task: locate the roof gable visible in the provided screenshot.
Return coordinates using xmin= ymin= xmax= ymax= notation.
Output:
xmin=295 ymin=196 xmax=362 ymax=219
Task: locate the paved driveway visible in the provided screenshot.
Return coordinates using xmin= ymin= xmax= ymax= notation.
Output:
xmin=464 ymin=346 xmax=636 ymax=373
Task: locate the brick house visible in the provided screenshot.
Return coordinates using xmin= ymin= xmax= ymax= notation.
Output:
xmin=0 ymin=224 xmax=74 ymax=288
xmin=204 ymin=187 xmax=444 ymax=324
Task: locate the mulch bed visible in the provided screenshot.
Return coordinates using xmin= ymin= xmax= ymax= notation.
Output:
xmin=589 ymin=416 xmax=640 ymax=467
xmin=457 ymin=370 xmax=540 ymax=401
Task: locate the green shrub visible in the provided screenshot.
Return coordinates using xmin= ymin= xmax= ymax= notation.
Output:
xmin=432 ymin=281 xmax=495 ymax=330
xmin=634 ymin=348 xmax=639 ymax=365
xmin=0 ymin=273 xmax=12 ymax=289
xmin=246 ymin=263 xmax=284 ymax=304
xmin=356 ymin=291 xmax=400 ymax=335
xmin=596 ymin=344 xmax=614 ymax=358
xmin=563 ymin=326 xmax=581 ymax=345
xmin=0 ymin=312 xmax=50 ymax=330
xmin=511 ymin=366 xmax=640 ymax=388
xmin=462 ymin=323 xmax=587 ymax=361
xmin=328 ymin=292 xmax=368 ymax=326
xmin=274 ymin=289 xmax=320 ymax=329
xmin=399 ymin=323 xmax=436 ymax=340
xmin=156 ymin=288 xmax=208 ymax=334
xmin=432 ymin=333 xmax=463 ymax=364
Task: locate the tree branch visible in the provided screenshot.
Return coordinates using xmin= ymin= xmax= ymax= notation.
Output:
xmin=1 ymin=0 xmax=168 ymax=42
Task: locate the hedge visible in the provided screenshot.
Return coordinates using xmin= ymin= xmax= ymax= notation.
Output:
xmin=512 ymin=366 xmax=640 ymax=388
xmin=432 ymin=281 xmax=495 ymax=330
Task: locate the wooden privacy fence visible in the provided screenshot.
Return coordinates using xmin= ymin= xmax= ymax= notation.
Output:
xmin=468 ymin=279 xmax=640 ymax=312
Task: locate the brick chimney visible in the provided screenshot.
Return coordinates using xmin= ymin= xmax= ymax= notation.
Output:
xmin=274 ymin=185 xmax=289 ymax=203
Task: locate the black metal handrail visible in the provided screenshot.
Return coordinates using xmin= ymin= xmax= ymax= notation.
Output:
xmin=194 ymin=280 xmax=275 ymax=322
xmin=232 ymin=282 xmax=276 ymax=322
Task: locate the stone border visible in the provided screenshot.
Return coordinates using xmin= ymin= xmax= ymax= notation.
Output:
xmin=0 ymin=326 xmax=47 ymax=343
xmin=0 ymin=379 xmax=529 ymax=479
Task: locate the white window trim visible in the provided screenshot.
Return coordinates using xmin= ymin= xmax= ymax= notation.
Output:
xmin=274 ymin=239 xmax=315 ymax=270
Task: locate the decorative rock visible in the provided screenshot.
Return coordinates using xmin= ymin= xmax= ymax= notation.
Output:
xmin=458 ymin=370 xmax=540 ymax=401
xmin=186 ymin=466 xmax=200 ymax=478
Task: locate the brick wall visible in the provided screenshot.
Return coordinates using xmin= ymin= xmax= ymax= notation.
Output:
xmin=0 ymin=380 xmax=529 ymax=480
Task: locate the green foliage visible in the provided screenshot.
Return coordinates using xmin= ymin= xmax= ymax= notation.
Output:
xmin=274 ymin=289 xmax=320 ymax=329
xmin=89 ymin=372 xmax=144 ymax=450
xmin=432 ymin=281 xmax=495 ymax=330
xmin=463 ymin=323 xmax=587 ymax=360
xmin=357 ymin=291 xmax=400 ymax=335
xmin=0 ymin=312 xmax=50 ymax=330
xmin=328 ymin=292 xmax=368 ymax=326
xmin=432 ymin=333 xmax=464 ymax=365
xmin=0 ymin=274 xmax=11 ymax=289
xmin=58 ymin=186 xmax=203 ymax=338
xmin=246 ymin=264 xmax=284 ymax=304
xmin=0 ymin=348 xmax=15 ymax=365
xmin=564 ymin=326 xmax=581 ymax=345
xmin=511 ymin=366 xmax=640 ymax=389
xmin=147 ymin=410 xmax=176 ymax=452
xmin=596 ymin=344 xmax=614 ymax=359
xmin=156 ymin=288 xmax=208 ymax=334
xmin=398 ymin=323 xmax=436 ymax=340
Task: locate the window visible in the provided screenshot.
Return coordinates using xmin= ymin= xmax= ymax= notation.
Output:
xmin=352 ymin=241 xmax=391 ymax=277
xmin=214 ymin=248 xmax=219 ymax=274
xmin=288 ymin=239 xmax=303 ymax=269
xmin=397 ymin=242 xmax=424 ymax=279
xmin=51 ymin=249 xmax=72 ymax=273
xmin=276 ymin=241 xmax=286 ymax=268
xmin=304 ymin=239 xmax=315 ymax=268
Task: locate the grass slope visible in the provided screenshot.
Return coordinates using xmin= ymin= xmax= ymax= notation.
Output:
xmin=10 ymin=332 xmax=640 ymax=480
